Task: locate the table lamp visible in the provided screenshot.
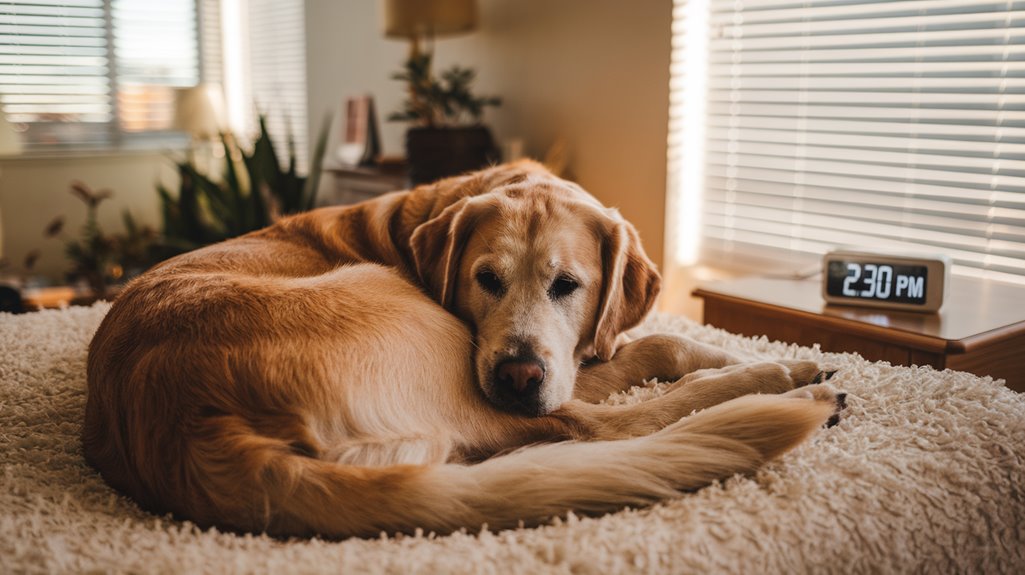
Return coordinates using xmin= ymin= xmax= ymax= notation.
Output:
xmin=381 ymin=0 xmax=478 ymax=58
xmin=173 ymin=84 xmax=227 ymax=141
xmin=173 ymin=84 xmax=228 ymax=170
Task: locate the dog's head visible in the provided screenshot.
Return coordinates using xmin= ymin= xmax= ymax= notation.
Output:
xmin=410 ymin=166 xmax=660 ymax=416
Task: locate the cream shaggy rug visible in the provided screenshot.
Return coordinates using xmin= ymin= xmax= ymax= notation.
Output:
xmin=2 ymin=303 xmax=1024 ymax=574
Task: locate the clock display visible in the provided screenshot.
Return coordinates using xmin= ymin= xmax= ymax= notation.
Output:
xmin=826 ymin=261 xmax=929 ymax=305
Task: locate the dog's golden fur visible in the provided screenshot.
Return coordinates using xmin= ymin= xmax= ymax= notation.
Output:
xmin=83 ymin=160 xmax=842 ymax=538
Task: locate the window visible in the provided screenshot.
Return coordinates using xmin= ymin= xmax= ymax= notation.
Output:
xmin=0 ymin=0 xmax=308 ymax=167
xmin=668 ymin=0 xmax=1025 ymax=285
xmin=0 ymin=0 xmax=199 ymax=149
xmin=238 ymin=0 xmax=308 ymax=172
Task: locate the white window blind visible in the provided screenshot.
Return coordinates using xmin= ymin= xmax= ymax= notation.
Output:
xmin=244 ymin=0 xmax=308 ymax=171
xmin=0 ymin=0 xmax=198 ymax=149
xmin=671 ymin=0 xmax=1025 ymax=285
xmin=198 ymin=0 xmax=222 ymax=86
xmin=1 ymin=0 xmax=112 ymax=147
xmin=113 ymin=0 xmax=199 ymax=133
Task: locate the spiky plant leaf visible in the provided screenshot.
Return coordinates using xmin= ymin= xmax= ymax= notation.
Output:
xmin=302 ymin=116 xmax=330 ymax=212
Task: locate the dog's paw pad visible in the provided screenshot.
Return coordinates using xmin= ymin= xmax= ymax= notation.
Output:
xmin=824 ymin=391 xmax=848 ymax=428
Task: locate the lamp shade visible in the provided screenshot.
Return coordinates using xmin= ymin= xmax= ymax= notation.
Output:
xmin=0 ymin=110 xmax=23 ymax=156
xmin=381 ymin=0 xmax=477 ymax=39
xmin=173 ymin=84 xmax=227 ymax=139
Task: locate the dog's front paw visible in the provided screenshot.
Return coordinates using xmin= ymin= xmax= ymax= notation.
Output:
xmin=622 ymin=333 xmax=737 ymax=382
xmin=781 ymin=383 xmax=847 ymax=427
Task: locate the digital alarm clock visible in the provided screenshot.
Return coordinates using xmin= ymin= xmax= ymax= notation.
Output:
xmin=822 ymin=249 xmax=951 ymax=313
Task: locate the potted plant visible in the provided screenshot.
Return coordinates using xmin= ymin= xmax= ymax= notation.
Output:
xmin=17 ymin=116 xmax=328 ymax=305
xmin=156 ymin=115 xmax=328 ymax=258
xmin=389 ymin=53 xmax=502 ymax=185
xmin=43 ymin=182 xmax=158 ymax=300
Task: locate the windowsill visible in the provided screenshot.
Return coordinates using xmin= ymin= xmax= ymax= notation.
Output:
xmin=659 ymin=264 xmax=742 ymax=321
xmin=0 ymin=146 xmax=187 ymax=164
xmin=0 ymin=134 xmax=191 ymax=163
xmin=660 ymin=247 xmax=827 ymax=321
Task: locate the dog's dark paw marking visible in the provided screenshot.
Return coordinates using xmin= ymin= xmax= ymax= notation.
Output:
xmin=781 ymin=383 xmax=848 ymax=428
xmin=825 ymin=392 xmax=848 ymax=428
xmin=812 ymin=369 xmax=839 ymax=384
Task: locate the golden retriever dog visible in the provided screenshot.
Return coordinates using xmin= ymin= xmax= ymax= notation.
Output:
xmin=84 ymin=160 xmax=844 ymax=538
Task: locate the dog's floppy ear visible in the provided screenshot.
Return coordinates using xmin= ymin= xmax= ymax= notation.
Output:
xmin=592 ymin=215 xmax=661 ymax=361
xmin=410 ymin=198 xmax=489 ymax=309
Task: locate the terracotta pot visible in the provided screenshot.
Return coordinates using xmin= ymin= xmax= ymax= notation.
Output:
xmin=405 ymin=126 xmax=499 ymax=186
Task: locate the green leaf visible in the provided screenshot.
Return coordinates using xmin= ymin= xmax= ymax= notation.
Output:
xmin=241 ymin=120 xmax=281 ymax=229
xmin=121 ymin=210 xmax=136 ymax=235
xmin=389 ymin=53 xmax=501 ymax=127
xmin=155 ymin=182 xmax=189 ymax=245
xmin=302 ymin=115 xmax=331 ymax=212
xmin=219 ymin=133 xmax=251 ymax=231
xmin=180 ymin=163 xmax=233 ymax=238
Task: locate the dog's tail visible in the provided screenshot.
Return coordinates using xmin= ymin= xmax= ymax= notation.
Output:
xmin=189 ymin=393 xmax=834 ymax=538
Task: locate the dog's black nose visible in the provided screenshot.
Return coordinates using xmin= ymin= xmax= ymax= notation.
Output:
xmin=495 ymin=358 xmax=546 ymax=395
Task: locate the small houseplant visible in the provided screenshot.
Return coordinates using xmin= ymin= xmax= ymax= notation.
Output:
xmin=43 ymin=182 xmax=158 ymax=299
xmin=389 ymin=53 xmax=501 ymax=185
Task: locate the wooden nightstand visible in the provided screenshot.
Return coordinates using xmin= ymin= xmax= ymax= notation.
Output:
xmin=320 ymin=163 xmax=409 ymax=206
xmin=693 ymin=276 xmax=1025 ymax=392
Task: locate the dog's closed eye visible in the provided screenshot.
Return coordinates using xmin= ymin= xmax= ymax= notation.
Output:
xmin=476 ymin=269 xmax=505 ymax=297
xmin=548 ymin=276 xmax=579 ymax=300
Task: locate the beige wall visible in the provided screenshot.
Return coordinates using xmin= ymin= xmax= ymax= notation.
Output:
xmin=2 ymin=1 xmax=672 ymax=283
xmin=305 ymin=0 xmax=671 ymax=267
xmin=0 ymin=153 xmax=174 ymax=281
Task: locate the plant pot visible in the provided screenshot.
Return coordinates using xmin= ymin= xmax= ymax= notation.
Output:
xmin=405 ymin=126 xmax=500 ymax=186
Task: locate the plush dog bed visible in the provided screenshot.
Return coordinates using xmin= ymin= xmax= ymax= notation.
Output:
xmin=2 ymin=303 xmax=1023 ymax=574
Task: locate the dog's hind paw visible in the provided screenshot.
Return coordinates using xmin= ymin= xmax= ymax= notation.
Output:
xmin=812 ymin=369 xmax=839 ymax=384
xmin=777 ymin=360 xmax=838 ymax=388
xmin=782 ymin=383 xmax=847 ymax=428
